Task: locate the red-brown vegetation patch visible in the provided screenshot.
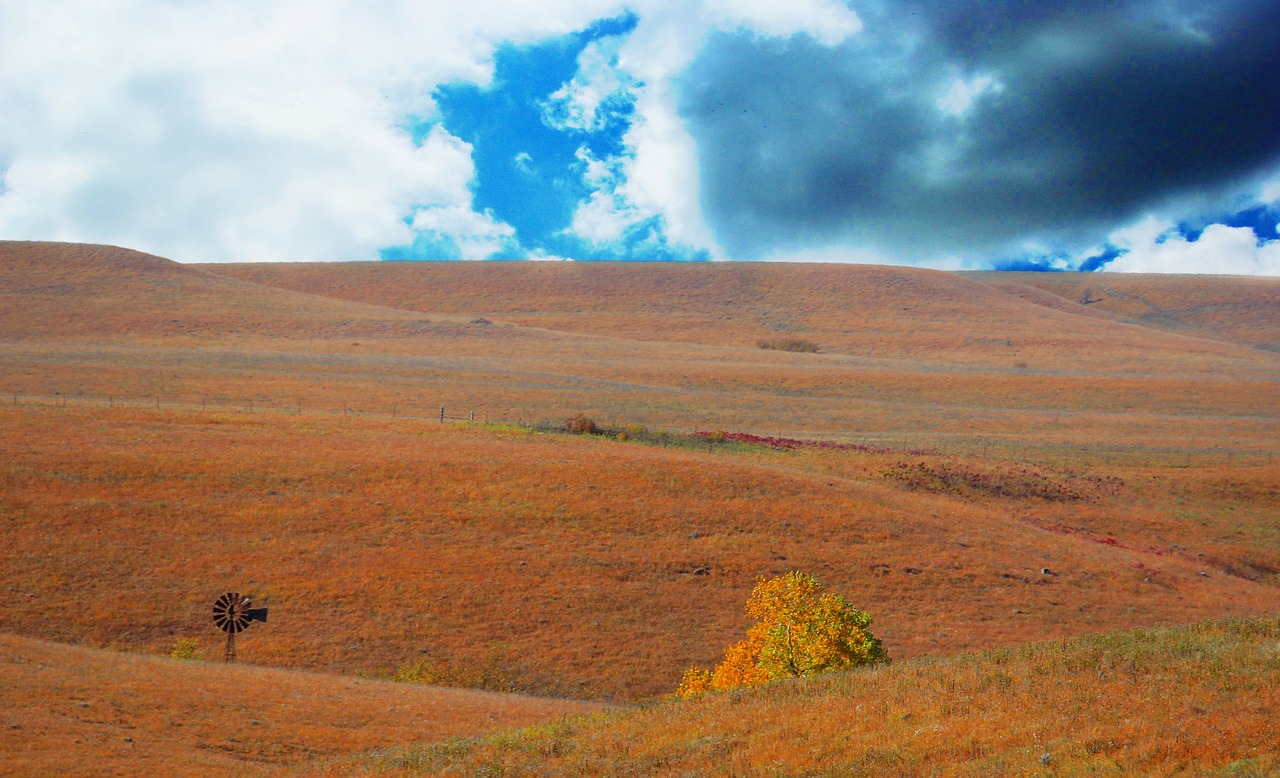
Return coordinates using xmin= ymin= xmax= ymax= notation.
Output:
xmin=881 ymin=459 xmax=1124 ymax=502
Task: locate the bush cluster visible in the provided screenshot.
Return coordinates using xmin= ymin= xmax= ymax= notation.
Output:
xmin=757 ymin=337 xmax=821 ymax=353
xmin=678 ymin=572 xmax=887 ymax=698
xmin=550 ymin=416 xmax=711 ymax=450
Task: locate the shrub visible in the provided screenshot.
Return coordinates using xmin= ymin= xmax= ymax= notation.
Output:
xmin=169 ymin=637 xmax=202 ymax=660
xmin=678 ymin=571 xmax=887 ymax=698
xmin=757 ymin=337 xmax=820 ymax=353
xmin=564 ymin=414 xmax=599 ymax=435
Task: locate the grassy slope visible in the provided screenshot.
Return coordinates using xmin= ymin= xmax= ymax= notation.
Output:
xmin=2 ymin=242 xmax=1278 ymax=774
xmin=203 ymin=259 xmax=1276 ymax=372
xmin=967 ymin=270 xmax=1280 ymax=353
xmin=3 ymin=405 xmax=1276 ymax=704
xmin=357 ymin=616 xmax=1280 ymax=776
xmin=4 ymin=242 xmax=1278 ymax=462
xmin=0 ymin=633 xmax=603 ymax=777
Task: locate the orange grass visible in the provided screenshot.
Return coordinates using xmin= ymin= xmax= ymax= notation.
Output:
xmin=203 ymin=260 xmax=1278 ymax=372
xmin=969 ymin=270 xmax=1280 ymax=352
xmin=0 ymin=633 xmax=603 ymax=777
xmin=358 ymin=615 xmax=1280 ymax=776
xmin=2 ymin=241 xmax=1278 ymax=772
xmin=3 ymin=242 xmax=1277 ymax=463
xmin=2 ymin=405 xmax=1276 ymax=703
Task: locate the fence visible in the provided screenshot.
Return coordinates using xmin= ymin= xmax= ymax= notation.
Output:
xmin=4 ymin=389 xmax=491 ymax=427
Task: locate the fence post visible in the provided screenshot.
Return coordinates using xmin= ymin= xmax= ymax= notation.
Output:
xmin=440 ymin=407 xmax=445 ymax=423
xmin=470 ymin=411 xmax=475 ymax=424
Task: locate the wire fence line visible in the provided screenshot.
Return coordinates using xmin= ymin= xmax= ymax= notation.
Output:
xmin=4 ymin=389 xmax=491 ymax=426
xmin=3 ymin=389 xmax=1276 ymax=469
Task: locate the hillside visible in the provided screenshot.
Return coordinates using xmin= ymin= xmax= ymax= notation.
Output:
xmin=353 ymin=616 xmax=1280 ymax=776
xmin=0 ymin=633 xmax=603 ymax=777
xmin=968 ymin=271 xmax=1280 ymax=354
xmin=1 ymin=241 xmax=1278 ymax=774
xmin=202 ymin=259 xmax=1278 ymax=373
xmin=3 ymin=242 xmax=1277 ymax=460
xmin=3 ymin=405 xmax=1277 ymax=704
xmin=0 ymin=241 xmax=540 ymax=348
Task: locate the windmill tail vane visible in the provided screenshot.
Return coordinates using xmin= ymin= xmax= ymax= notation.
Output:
xmin=212 ymin=592 xmax=268 ymax=663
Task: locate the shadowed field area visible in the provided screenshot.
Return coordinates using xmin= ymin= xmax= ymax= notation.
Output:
xmin=0 ymin=634 xmax=604 ymax=777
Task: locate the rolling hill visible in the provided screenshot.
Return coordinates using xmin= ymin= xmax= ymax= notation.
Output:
xmin=0 ymin=633 xmax=603 ymax=777
xmin=4 ymin=241 xmax=1278 ymax=459
xmin=204 ymin=258 xmax=1278 ymax=372
xmin=353 ymin=616 xmax=1280 ymax=776
xmin=968 ymin=270 xmax=1280 ymax=353
xmin=1 ymin=240 xmax=1277 ymax=774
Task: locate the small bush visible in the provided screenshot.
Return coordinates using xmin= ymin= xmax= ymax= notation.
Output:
xmin=565 ymin=414 xmax=599 ymax=435
xmin=757 ymin=337 xmax=820 ymax=353
xmin=388 ymin=654 xmax=516 ymax=693
xmin=169 ymin=637 xmax=202 ymax=660
xmin=391 ymin=659 xmax=438 ymax=685
xmin=679 ymin=571 xmax=887 ymax=698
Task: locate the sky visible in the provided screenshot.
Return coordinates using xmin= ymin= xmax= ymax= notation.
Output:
xmin=1 ymin=1 xmax=1278 ymax=273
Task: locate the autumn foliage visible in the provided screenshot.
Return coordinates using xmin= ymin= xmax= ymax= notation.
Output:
xmin=678 ymin=572 xmax=887 ymax=697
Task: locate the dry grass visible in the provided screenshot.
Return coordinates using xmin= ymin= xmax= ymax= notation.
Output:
xmin=2 ymin=404 xmax=1277 ymax=704
xmin=359 ymin=615 xmax=1280 ymax=776
xmin=969 ymin=270 xmax=1280 ymax=352
xmin=1 ymin=241 xmax=1278 ymax=774
xmin=4 ymin=242 xmax=1278 ymax=464
xmin=0 ymin=633 xmax=604 ymax=777
xmin=204 ymin=259 xmax=1278 ymax=373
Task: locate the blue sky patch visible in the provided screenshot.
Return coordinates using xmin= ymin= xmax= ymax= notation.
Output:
xmin=379 ymin=12 xmax=708 ymax=262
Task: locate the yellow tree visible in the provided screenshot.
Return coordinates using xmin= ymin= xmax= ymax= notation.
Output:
xmin=678 ymin=571 xmax=887 ymax=698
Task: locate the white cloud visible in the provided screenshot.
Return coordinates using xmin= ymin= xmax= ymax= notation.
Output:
xmin=937 ymin=75 xmax=1003 ymax=116
xmin=0 ymin=0 xmax=863 ymax=264
xmin=568 ymin=149 xmax=640 ymax=244
xmin=0 ymin=0 xmax=621 ymax=262
xmin=404 ymin=125 xmax=515 ymax=261
xmin=410 ymin=204 xmax=515 ymax=261
xmin=542 ymin=35 xmax=636 ymax=132
xmin=1262 ymin=177 xmax=1280 ymax=204
xmin=702 ymin=0 xmax=862 ymax=44
xmin=1105 ymin=216 xmax=1280 ymax=275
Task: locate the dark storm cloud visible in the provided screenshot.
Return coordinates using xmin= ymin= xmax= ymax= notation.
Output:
xmin=679 ymin=0 xmax=1280 ymax=261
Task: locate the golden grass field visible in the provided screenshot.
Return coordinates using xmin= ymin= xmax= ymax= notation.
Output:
xmin=356 ymin=616 xmax=1280 ymax=776
xmin=1 ymin=240 xmax=1277 ymax=774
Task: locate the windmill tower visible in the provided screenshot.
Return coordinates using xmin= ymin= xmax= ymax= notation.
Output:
xmin=212 ymin=592 xmax=268 ymax=662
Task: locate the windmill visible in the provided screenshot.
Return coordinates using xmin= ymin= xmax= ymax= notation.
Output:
xmin=212 ymin=592 xmax=268 ymax=662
